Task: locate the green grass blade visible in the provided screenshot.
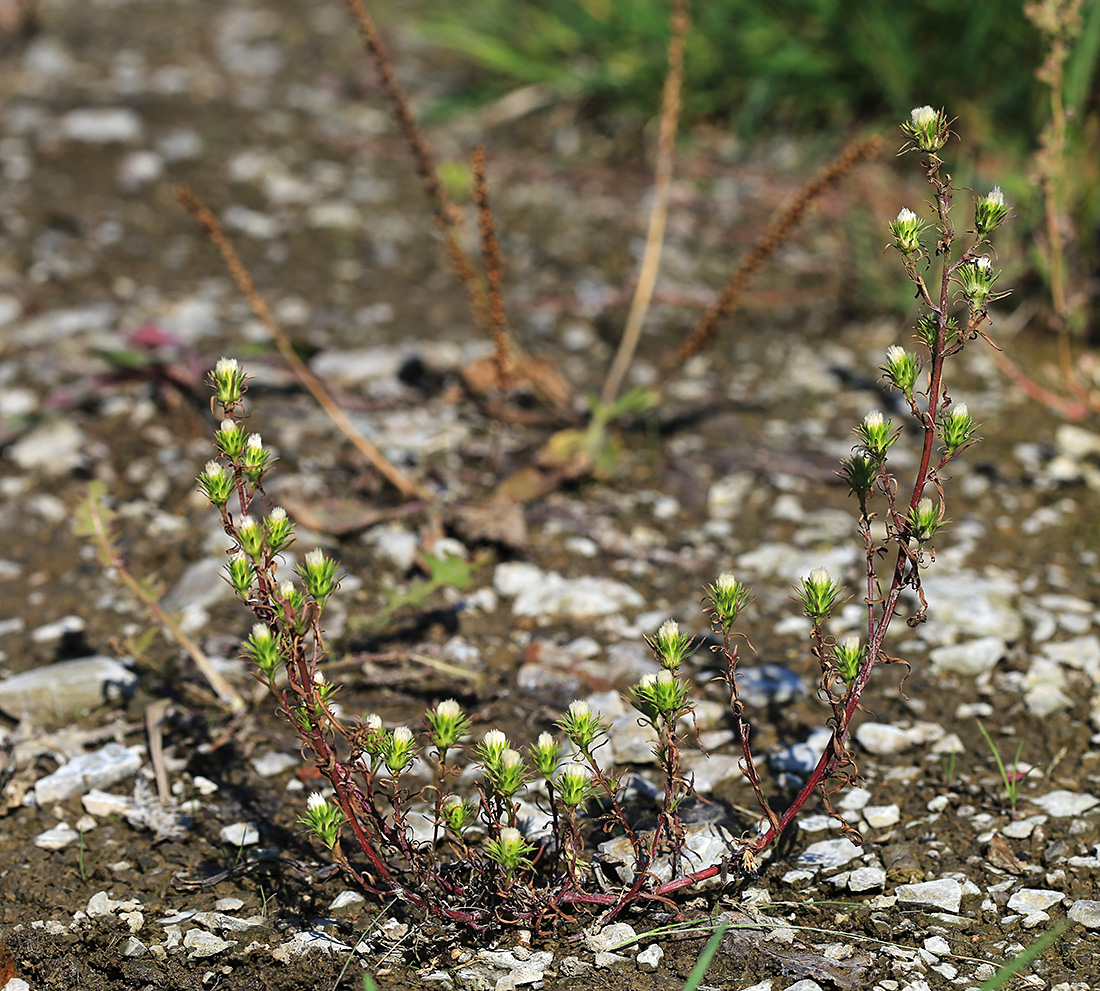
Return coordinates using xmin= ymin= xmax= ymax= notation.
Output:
xmin=976 ymin=919 xmax=1069 ymax=991
xmin=682 ymin=923 xmax=728 ymax=991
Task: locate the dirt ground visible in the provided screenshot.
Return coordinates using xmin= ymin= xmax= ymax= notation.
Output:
xmin=2 ymin=1 xmax=1100 ymax=989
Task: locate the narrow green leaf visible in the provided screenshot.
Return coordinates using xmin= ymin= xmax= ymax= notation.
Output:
xmin=682 ymin=923 xmax=728 ymax=991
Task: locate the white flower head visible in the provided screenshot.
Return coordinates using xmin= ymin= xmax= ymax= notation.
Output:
xmin=567 ymin=700 xmax=591 ymax=721
xmin=537 ymin=732 xmax=556 ymax=750
xmin=392 ymin=726 xmax=414 ymax=745
xmin=809 ymin=567 xmax=832 ymax=586
xmin=500 ymin=748 xmax=522 ymax=769
xmin=638 ymin=672 xmax=658 ymax=689
xmin=313 ymin=670 xmax=325 ymax=684
xmin=251 ymin=622 xmax=270 ymax=641
xmin=986 ymin=186 xmax=1004 ymax=206
xmin=657 ymin=618 xmax=680 ymax=640
xmin=917 ymin=497 xmax=934 ymax=514
xmin=435 ymin=699 xmax=461 ymax=720
xmin=715 ymin=572 xmax=737 ymax=591
xmin=306 ymin=791 xmax=327 ymax=812
xmin=482 ymin=729 xmax=508 ymax=750
xmin=863 ymin=410 xmax=884 ymax=429
xmin=246 ymin=433 xmax=263 ymax=449
xmin=499 ymin=826 xmax=522 ymax=845
xmin=220 ymin=418 xmax=236 ymax=432
xmin=911 ymin=105 xmax=936 ymax=126
xmin=952 ymin=402 xmax=969 ymax=419
xmin=896 ymin=207 xmax=917 ymax=223
xmin=269 ymin=506 xmax=286 ymax=523
xmin=974 ymin=256 xmax=991 ymax=271
xmin=279 ymin=579 xmax=296 ymax=597
xmin=886 ymin=344 xmax=906 ymax=363
xmin=656 ymin=669 xmax=676 ymax=687
xmin=305 ymin=548 xmax=325 ymax=568
xmin=365 ymin=713 xmax=383 ymax=731
xmin=841 ymin=635 xmax=861 ymax=652
xmin=215 ymin=357 xmax=239 ymax=376
xmin=204 ymin=460 xmax=223 ymax=477
xmin=238 ymin=514 xmax=257 ymax=531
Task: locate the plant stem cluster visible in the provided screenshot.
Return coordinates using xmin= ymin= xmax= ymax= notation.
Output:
xmin=197 ymin=107 xmax=1007 ymax=925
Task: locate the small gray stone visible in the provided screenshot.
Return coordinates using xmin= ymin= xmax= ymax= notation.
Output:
xmin=854 ymin=722 xmax=912 ymax=756
xmin=34 ymin=822 xmax=80 ymax=850
xmin=0 ymin=656 xmax=138 ymax=725
xmin=8 ymin=418 xmax=86 ymax=472
xmin=559 ymin=956 xmax=591 ymax=976
xmin=920 ymin=573 xmax=1023 ymax=643
xmin=781 ymin=981 xmax=824 ymax=991
xmin=183 ymin=928 xmax=234 ymax=959
xmin=272 ymin=930 xmax=351 ymax=960
xmin=863 ymin=804 xmax=901 ymax=829
xmin=121 ymin=936 xmax=148 ymax=957
xmin=895 ymin=878 xmax=963 ymax=914
xmin=1007 ymin=888 xmax=1064 ymax=913
xmin=220 ymin=822 xmax=260 ymax=847
xmin=735 ymin=665 xmax=806 ymax=706
xmin=636 ymin=944 xmax=663 ymax=971
xmin=512 ymin=573 xmax=644 ymax=620
xmin=929 ymin=637 xmax=1006 ymax=677
xmin=34 ymin=742 xmax=143 ymax=805
xmin=1068 ymin=900 xmax=1100 ymax=928
xmin=593 ymin=951 xmax=631 ymax=970
xmin=846 ymin=867 xmax=887 ymax=893
xmin=797 ymin=838 xmax=861 ymax=871
xmin=251 ymin=751 xmax=299 ymax=778
xmin=1030 ymin=790 xmax=1099 ymax=817
xmin=59 ymin=107 xmax=143 ymax=143
xmin=585 ymin=922 xmax=637 ymax=954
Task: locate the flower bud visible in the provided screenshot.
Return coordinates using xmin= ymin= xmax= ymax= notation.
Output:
xmin=646 ymin=618 xmax=694 ymax=672
xmin=426 ymin=698 xmax=470 ymax=754
xmin=704 ymin=572 xmax=752 ymax=635
xmin=296 ymin=547 xmax=340 ymax=610
xmin=832 ymin=636 xmax=864 ymax=685
xmin=384 ymin=725 xmax=417 ymax=773
xmin=244 ymin=621 xmax=281 ymax=678
xmin=264 ymin=506 xmax=295 ymax=554
xmin=881 ymin=345 xmax=919 ymax=399
xmin=889 ymin=207 xmax=927 ymax=256
xmin=297 ymin=791 xmax=344 ymax=849
xmin=557 ymin=700 xmax=606 ymax=754
xmin=197 ymin=460 xmax=234 ymax=508
xmin=974 ymin=186 xmax=1008 ymax=237
xmin=224 ymin=551 xmax=254 ymax=598
xmin=795 ymin=568 xmax=844 ymax=625
xmin=529 ymin=732 xmax=561 ymax=779
xmin=210 ymin=357 xmax=247 ymax=408
xmin=553 ymin=765 xmax=594 ymax=807
xmin=903 ymin=105 xmax=948 ymax=153
xmin=215 ymin=418 xmax=246 ymax=460
xmin=908 ymin=495 xmax=944 ymax=544
xmin=485 ymin=826 xmax=534 ymax=874
xmin=854 ymin=409 xmax=897 ymax=462
xmin=941 ymin=402 xmax=977 ymax=457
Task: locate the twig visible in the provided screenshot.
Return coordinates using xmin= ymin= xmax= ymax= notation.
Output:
xmin=599 ymin=0 xmax=689 ymax=409
xmin=671 ymin=134 xmax=882 ymax=372
xmin=472 ymin=145 xmax=514 ymax=386
xmin=76 ymin=482 xmax=247 ymax=714
xmin=340 ymin=0 xmax=489 ymax=330
xmin=145 ymin=698 xmax=172 ymax=805
xmin=176 ymin=186 xmax=426 ymax=501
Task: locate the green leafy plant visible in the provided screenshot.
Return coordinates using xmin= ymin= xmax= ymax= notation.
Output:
xmin=193 ymin=104 xmax=1009 ymax=926
xmin=413 ymin=0 xmax=1044 ymax=137
xmin=977 ymin=721 xmax=1030 ymax=819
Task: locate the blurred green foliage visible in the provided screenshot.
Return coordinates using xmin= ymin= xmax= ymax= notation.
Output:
xmin=412 ymin=0 xmax=1086 ymax=140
